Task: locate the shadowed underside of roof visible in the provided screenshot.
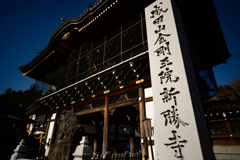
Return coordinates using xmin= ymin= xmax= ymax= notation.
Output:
xmin=203 ymin=99 xmax=240 ymax=114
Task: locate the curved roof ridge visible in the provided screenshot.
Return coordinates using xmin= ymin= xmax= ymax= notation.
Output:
xmin=18 ymin=0 xmax=115 ymax=73
xmin=38 ymin=0 xmax=107 ymax=55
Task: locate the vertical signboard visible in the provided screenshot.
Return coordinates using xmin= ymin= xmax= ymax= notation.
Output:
xmin=145 ymin=0 xmax=214 ymax=159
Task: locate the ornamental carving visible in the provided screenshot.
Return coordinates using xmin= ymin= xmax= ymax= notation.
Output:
xmin=57 ymin=109 xmax=84 ymax=144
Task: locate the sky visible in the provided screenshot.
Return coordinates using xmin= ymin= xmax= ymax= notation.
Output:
xmin=212 ymin=0 xmax=240 ymax=85
xmin=0 ymin=0 xmax=239 ymax=94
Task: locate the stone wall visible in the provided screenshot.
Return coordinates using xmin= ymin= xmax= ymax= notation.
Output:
xmin=213 ymin=145 xmax=240 ymax=160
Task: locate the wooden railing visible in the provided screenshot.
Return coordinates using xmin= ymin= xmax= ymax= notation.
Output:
xmin=92 ymin=151 xmax=142 ymax=160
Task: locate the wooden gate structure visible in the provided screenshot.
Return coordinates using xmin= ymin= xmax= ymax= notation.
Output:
xmin=19 ymin=0 xmax=231 ymax=159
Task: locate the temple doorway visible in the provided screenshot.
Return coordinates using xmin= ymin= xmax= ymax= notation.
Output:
xmin=77 ymin=105 xmax=141 ymax=154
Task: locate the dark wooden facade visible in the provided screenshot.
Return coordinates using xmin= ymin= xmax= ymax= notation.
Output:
xmin=203 ymin=99 xmax=240 ymax=144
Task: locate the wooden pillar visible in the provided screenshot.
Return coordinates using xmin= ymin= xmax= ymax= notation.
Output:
xmin=138 ymin=83 xmax=148 ymax=159
xmin=130 ymin=125 xmax=135 ymax=153
xmin=102 ymin=94 xmax=109 ymax=154
xmin=130 ymin=113 xmax=136 ymax=153
xmin=93 ymin=123 xmax=100 ymax=155
xmin=50 ymin=111 xmax=58 ymax=144
xmin=225 ymin=120 xmax=235 ymax=143
xmin=43 ymin=114 xmax=52 ymax=147
xmin=93 ymin=139 xmax=98 ymax=155
xmin=71 ymin=104 xmax=75 ymax=112
xmin=114 ymin=123 xmax=119 ymax=152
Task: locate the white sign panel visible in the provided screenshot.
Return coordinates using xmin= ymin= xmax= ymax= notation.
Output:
xmin=145 ymin=0 xmax=214 ymax=159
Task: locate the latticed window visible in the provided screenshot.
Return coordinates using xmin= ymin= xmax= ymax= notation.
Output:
xmin=90 ymin=45 xmax=104 ymax=70
xmin=58 ymin=67 xmax=68 ymax=85
xmin=61 ymin=56 xmax=70 ymax=68
xmin=52 ymin=72 xmax=60 ymax=86
xmin=78 ymin=55 xmax=90 ymax=74
xmin=81 ymin=43 xmax=92 ymax=54
xmin=67 ymin=60 xmax=78 ymax=80
xmin=104 ymin=35 xmax=121 ymax=63
xmin=209 ymin=122 xmax=227 ymax=134
xmin=70 ymin=49 xmax=79 ymax=63
xmin=122 ymin=22 xmax=142 ymax=53
xmin=230 ymin=121 xmax=240 ymax=134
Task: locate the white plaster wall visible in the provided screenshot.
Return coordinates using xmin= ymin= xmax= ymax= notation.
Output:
xmin=144 ymin=87 xmax=155 ymax=160
xmin=145 ymin=102 xmax=155 ymax=160
xmin=28 ymin=114 xmax=36 ymax=134
xmin=144 ymin=87 xmax=153 ymax=98
xmin=148 ymin=141 xmax=155 ymax=160
xmin=29 ymin=124 xmax=33 ymax=133
xmin=144 ymin=87 xmax=154 ymax=129
xmin=44 ymin=113 xmax=57 ymax=156
xmin=51 ymin=113 xmax=56 ymax=120
xmin=44 ymin=121 xmax=55 ymax=156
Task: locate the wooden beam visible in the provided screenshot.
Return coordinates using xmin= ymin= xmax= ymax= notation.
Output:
xmin=75 ymin=98 xmax=139 ymax=116
xmin=145 ymin=97 xmax=153 ymax=103
xmin=109 ymin=98 xmax=139 ymax=110
xmin=75 ymin=106 xmax=105 ymax=116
